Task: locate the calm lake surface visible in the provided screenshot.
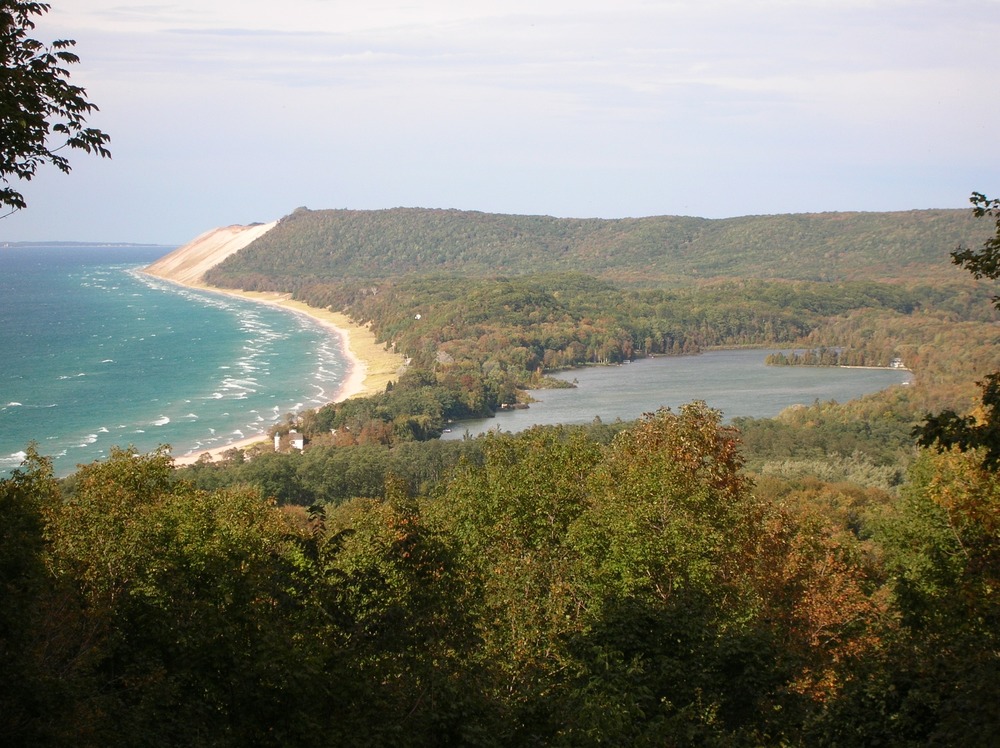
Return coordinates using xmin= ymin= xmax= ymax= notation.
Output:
xmin=441 ymin=350 xmax=912 ymax=439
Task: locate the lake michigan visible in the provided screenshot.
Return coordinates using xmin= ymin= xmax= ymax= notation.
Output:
xmin=2 ymin=245 xmax=912 ymax=476
xmin=1 ymin=245 xmax=350 ymax=476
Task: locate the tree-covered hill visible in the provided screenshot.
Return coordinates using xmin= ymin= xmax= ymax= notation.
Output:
xmin=205 ymin=206 xmax=989 ymax=288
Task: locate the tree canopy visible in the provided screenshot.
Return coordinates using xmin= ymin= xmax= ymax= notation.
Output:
xmin=8 ymin=405 xmax=997 ymax=744
xmin=206 ymin=206 xmax=989 ymax=287
xmin=0 ymin=1 xmax=110 ymax=215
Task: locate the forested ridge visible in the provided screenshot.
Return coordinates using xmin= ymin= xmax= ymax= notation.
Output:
xmin=5 ymin=204 xmax=1000 ymax=744
xmin=205 ymin=206 xmax=990 ymax=287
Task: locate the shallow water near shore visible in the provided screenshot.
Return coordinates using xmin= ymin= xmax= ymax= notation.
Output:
xmin=441 ymin=350 xmax=912 ymax=439
xmin=1 ymin=245 xmax=349 ymax=476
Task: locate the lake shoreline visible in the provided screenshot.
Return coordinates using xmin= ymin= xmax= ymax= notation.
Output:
xmin=441 ymin=349 xmax=914 ymax=440
xmin=165 ymin=281 xmax=406 ymax=465
xmin=138 ymin=223 xmax=406 ymax=465
xmin=137 ymin=279 xmax=406 ymax=465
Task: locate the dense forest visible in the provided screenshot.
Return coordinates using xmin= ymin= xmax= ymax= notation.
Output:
xmin=4 ymin=204 xmax=1000 ymax=744
xmin=4 ymin=408 xmax=997 ymax=745
xmin=205 ymin=206 xmax=990 ymax=286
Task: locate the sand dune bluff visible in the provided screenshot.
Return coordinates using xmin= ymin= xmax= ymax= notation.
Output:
xmin=144 ymin=221 xmax=277 ymax=285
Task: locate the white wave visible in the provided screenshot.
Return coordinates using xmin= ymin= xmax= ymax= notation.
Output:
xmin=98 ymin=427 xmax=110 ymax=433
xmin=151 ymin=416 xmax=170 ymax=426
xmin=184 ymin=413 xmax=199 ymax=419
xmin=79 ymin=434 xmax=98 ymax=446
xmin=222 ymin=377 xmax=258 ymax=389
xmin=101 ymin=359 xmax=115 ymax=363
xmin=5 ymin=402 xmax=22 ymax=407
xmin=9 ymin=450 xmax=28 ymax=461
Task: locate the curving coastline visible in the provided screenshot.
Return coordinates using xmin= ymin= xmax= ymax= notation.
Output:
xmin=143 ymin=222 xmax=406 ymax=465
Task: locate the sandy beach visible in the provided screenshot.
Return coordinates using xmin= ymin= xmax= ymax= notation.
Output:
xmin=143 ymin=222 xmax=406 ymax=466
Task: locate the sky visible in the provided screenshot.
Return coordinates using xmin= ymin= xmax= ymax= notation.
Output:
xmin=2 ymin=0 xmax=999 ymax=245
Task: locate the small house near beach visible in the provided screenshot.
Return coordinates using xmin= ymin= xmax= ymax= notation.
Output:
xmin=274 ymin=429 xmax=306 ymax=453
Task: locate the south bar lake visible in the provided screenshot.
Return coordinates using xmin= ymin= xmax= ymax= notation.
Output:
xmin=442 ymin=350 xmax=912 ymax=439
xmin=2 ymin=246 xmax=911 ymax=476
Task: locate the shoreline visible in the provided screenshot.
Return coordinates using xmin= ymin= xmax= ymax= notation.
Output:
xmin=144 ymin=276 xmax=406 ymax=466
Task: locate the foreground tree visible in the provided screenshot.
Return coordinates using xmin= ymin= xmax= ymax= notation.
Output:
xmin=44 ymin=448 xmax=332 ymax=746
xmin=0 ymin=1 xmax=110 ymax=215
xmin=810 ymin=447 xmax=1000 ymax=745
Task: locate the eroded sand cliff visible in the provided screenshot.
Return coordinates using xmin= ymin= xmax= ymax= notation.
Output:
xmin=144 ymin=221 xmax=278 ymax=285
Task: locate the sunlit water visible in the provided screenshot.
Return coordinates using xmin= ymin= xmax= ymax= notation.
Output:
xmin=1 ymin=245 xmax=349 ymax=476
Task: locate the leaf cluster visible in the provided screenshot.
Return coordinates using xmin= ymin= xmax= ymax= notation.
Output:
xmin=0 ymin=1 xmax=110 ymax=214
xmin=914 ymin=192 xmax=1000 ymax=469
xmin=950 ymin=192 xmax=1000 ymax=300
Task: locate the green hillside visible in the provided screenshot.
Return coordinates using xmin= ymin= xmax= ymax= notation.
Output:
xmin=205 ymin=206 xmax=989 ymax=288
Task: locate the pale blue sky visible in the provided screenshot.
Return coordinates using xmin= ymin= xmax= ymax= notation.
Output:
xmin=3 ymin=0 xmax=998 ymax=244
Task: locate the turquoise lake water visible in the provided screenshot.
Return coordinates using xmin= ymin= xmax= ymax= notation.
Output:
xmin=1 ymin=245 xmax=350 ymax=476
xmin=1 ymin=245 xmax=913 ymax=476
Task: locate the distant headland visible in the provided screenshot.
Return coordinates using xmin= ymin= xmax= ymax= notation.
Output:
xmin=1 ymin=241 xmax=173 ymax=248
